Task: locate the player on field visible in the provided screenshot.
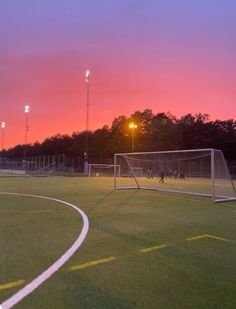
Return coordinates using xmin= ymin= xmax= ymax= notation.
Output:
xmin=159 ymin=170 xmax=165 ymax=183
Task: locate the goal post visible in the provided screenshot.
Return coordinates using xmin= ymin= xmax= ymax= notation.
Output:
xmin=114 ymin=149 xmax=236 ymax=203
xmin=88 ymin=164 xmax=120 ymax=177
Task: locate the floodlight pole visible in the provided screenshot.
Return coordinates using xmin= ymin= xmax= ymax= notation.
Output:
xmin=84 ymin=70 xmax=90 ymax=175
xmin=24 ymin=105 xmax=30 ymax=163
xmin=1 ymin=122 xmax=5 ymax=151
xmin=132 ymin=128 xmax=135 ymax=152
xmin=24 ymin=105 xmax=30 ymax=145
xmin=129 ymin=123 xmax=137 ymax=152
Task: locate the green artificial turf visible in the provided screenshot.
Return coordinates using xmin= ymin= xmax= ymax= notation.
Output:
xmin=0 ymin=176 xmax=236 ymax=308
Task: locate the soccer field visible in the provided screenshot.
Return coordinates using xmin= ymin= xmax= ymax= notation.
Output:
xmin=0 ymin=176 xmax=236 ymax=308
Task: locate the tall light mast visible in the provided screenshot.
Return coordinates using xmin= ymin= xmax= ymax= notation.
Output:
xmin=84 ymin=70 xmax=90 ymax=175
xmin=24 ymin=105 xmax=30 ymax=145
xmin=1 ymin=121 xmax=5 ymax=150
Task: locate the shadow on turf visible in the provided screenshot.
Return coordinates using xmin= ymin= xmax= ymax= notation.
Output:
xmin=92 ymin=189 xmax=138 ymax=208
xmin=92 ymin=189 xmax=115 ymax=207
xmin=89 ymin=189 xmax=154 ymax=247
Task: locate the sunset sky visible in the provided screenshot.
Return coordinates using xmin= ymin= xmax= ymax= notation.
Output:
xmin=1 ymin=0 xmax=236 ymax=148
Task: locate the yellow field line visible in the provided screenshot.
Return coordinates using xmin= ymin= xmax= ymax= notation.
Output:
xmin=0 ymin=280 xmax=25 ymax=290
xmin=69 ymin=256 xmax=116 ymax=271
xmin=139 ymin=244 xmax=168 ymax=253
xmin=186 ymin=234 xmax=230 ymax=242
xmin=186 ymin=234 xmax=208 ymax=241
xmin=205 ymin=234 xmax=230 ymax=242
xmin=1 ymin=234 xmax=231 ymax=290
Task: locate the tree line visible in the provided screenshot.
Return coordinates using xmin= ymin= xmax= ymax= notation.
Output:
xmin=3 ymin=109 xmax=236 ymax=162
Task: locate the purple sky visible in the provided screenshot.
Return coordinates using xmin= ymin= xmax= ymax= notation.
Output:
xmin=0 ymin=0 xmax=236 ymax=148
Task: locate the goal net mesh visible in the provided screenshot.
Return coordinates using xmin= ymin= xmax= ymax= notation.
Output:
xmin=114 ymin=149 xmax=236 ymax=202
xmin=89 ymin=164 xmax=120 ymax=177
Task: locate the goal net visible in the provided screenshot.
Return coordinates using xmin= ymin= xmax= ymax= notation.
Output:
xmin=114 ymin=149 xmax=236 ymax=203
xmin=29 ymin=162 xmax=56 ymax=177
xmin=131 ymin=167 xmax=143 ymax=177
xmin=88 ymin=164 xmax=120 ymax=177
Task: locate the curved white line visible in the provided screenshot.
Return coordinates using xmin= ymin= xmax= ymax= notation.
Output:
xmin=0 ymin=192 xmax=89 ymax=309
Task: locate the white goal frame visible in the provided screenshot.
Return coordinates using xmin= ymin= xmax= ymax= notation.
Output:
xmin=88 ymin=164 xmax=120 ymax=177
xmin=114 ymin=148 xmax=236 ymax=203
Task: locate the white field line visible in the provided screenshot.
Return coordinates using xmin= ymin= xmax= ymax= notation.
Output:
xmin=0 ymin=192 xmax=89 ymax=309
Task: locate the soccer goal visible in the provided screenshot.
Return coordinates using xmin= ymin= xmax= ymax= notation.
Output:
xmin=128 ymin=167 xmax=143 ymax=177
xmin=114 ymin=149 xmax=236 ymax=203
xmin=29 ymin=162 xmax=56 ymax=177
xmin=88 ymin=164 xmax=120 ymax=177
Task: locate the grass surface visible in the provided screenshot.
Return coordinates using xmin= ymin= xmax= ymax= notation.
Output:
xmin=0 ymin=176 xmax=236 ymax=308
xmin=116 ymin=176 xmax=236 ymax=200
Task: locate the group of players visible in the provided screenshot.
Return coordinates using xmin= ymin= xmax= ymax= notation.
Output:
xmin=147 ymin=169 xmax=185 ymax=183
xmin=129 ymin=168 xmax=185 ymax=183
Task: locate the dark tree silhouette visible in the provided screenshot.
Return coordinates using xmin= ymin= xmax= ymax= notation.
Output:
xmin=2 ymin=110 xmax=236 ymax=164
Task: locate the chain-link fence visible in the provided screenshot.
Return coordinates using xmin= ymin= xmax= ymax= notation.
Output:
xmin=0 ymin=154 xmax=114 ymax=176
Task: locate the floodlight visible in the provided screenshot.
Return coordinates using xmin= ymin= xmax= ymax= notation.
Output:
xmin=129 ymin=122 xmax=138 ymax=152
xmin=85 ymin=70 xmax=90 ymax=83
xmin=129 ymin=123 xmax=137 ymax=129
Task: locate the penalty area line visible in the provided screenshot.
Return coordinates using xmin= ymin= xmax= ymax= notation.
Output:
xmin=0 ymin=192 xmax=89 ymax=309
